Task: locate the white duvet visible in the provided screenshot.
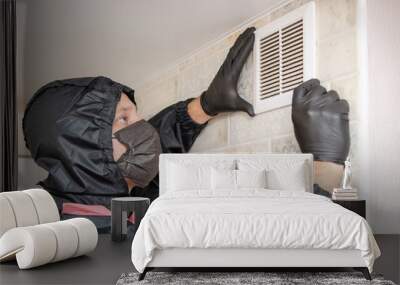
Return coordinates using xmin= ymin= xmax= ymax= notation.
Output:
xmin=131 ymin=190 xmax=380 ymax=273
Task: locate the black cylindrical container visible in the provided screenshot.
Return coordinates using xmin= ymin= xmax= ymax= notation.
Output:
xmin=111 ymin=197 xmax=150 ymax=242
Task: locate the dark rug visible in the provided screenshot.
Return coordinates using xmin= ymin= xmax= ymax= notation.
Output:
xmin=116 ymin=272 xmax=396 ymax=285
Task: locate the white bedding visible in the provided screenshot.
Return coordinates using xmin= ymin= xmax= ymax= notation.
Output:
xmin=131 ymin=190 xmax=380 ymax=273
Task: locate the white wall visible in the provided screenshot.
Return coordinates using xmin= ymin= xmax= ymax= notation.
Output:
xmin=365 ymin=0 xmax=400 ymax=234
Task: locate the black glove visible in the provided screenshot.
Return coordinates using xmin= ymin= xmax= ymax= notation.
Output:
xmin=200 ymin=27 xmax=256 ymax=117
xmin=292 ymin=79 xmax=350 ymax=164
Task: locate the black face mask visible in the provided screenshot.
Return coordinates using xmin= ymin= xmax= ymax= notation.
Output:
xmin=113 ymin=120 xmax=162 ymax=188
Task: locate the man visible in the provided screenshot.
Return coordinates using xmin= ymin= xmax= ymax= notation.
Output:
xmin=23 ymin=28 xmax=256 ymax=230
xmin=23 ymin=27 xmax=350 ymax=230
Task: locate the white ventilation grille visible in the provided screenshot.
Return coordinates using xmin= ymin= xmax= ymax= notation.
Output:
xmin=253 ymin=2 xmax=315 ymax=114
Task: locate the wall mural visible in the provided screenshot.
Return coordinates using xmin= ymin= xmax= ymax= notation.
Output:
xmin=22 ymin=27 xmax=350 ymax=233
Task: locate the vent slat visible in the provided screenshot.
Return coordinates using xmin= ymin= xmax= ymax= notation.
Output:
xmin=282 ymin=73 xmax=303 ymax=85
xmin=260 ymin=52 xmax=279 ymax=64
xmin=260 ymin=73 xmax=279 ymax=84
xmin=260 ymin=81 xmax=279 ymax=91
xmin=283 ymin=75 xmax=303 ymax=85
xmin=260 ymin=62 xmax=279 ymax=73
xmin=260 ymin=77 xmax=280 ymax=87
xmin=260 ymin=31 xmax=279 ymax=44
xmin=260 ymin=38 xmax=279 ymax=51
xmin=282 ymin=64 xmax=303 ymax=77
xmin=260 ymin=43 xmax=279 ymax=55
xmin=282 ymin=69 xmax=303 ymax=80
xmin=282 ymin=19 xmax=303 ymax=34
xmin=282 ymin=73 xmax=303 ymax=84
xmin=282 ymin=55 xmax=303 ymax=66
xmin=282 ymin=24 xmax=303 ymax=40
xmin=282 ymin=34 xmax=303 ymax=50
xmin=260 ymin=83 xmax=279 ymax=93
xmin=282 ymin=58 xmax=303 ymax=70
xmin=260 ymin=42 xmax=279 ymax=53
xmin=282 ymin=47 xmax=303 ymax=61
xmin=260 ymin=58 xmax=279 ymax=70
xmin=260 ymin=45 xmax=279 ymax=58
xmin=260 ymin=90 xmax=280 ymax=96
xmin=260 ymin=73 xmax=279 ymax=81
xmin=283 ymin=77 xmax=303 ymax=87
xmin=282 ymin=40 xmax=303 ymax=55
xmin=283 ymin=66 xmax=302 ymax=73
xmin=282 ymin=28 xmax=303 ymax=41
xmin=260 ymin=36 xmax=279 ymax=47
xmin=282 ymin=51 xmax=303 ymax=64
xmin=260 ymin=79 xmax=279 ymax=90
xmin=282 ymin=78 xmax=303 ymax=89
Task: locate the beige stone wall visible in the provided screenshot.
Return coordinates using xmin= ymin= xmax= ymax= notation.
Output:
xmin=135 ymin=0 xmax=361 ymax=191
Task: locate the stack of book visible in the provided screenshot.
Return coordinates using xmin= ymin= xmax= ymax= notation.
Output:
xmin=332 ymin=188 xmax=359 ymax=200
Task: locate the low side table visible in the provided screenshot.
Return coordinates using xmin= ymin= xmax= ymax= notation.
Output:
xmin=111 ymin=197 xmax=150 ymax=242
xmin=332 ymin=199 xmax=366 ymax=218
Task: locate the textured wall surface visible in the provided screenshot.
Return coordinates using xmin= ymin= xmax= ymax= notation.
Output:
xmin=135 ymin=0 xmax=361 ymax=189
xmin=365 ymin=0 xmax=400 ymax=234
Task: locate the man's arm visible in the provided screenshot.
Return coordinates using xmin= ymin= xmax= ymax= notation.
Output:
xmin=148 ymin=27 xmax=256 ymax=152
xmin=187 ymin=27 xmax=256 ymax=124
xmin=314 ymin=161 xmax=344 ymax=193
xmin=292 ymin=79 xmax=350 ymax=194
xmin=187 ymin=97 xmax=212 ymax=124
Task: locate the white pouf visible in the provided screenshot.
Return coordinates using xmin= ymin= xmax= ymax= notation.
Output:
xmin=0 ymin=218 xmax=98 ymax=269
xmin=0 ymin=189 xmax=98 ymax=269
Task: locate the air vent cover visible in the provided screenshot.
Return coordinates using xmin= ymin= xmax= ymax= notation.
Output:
xmin=253 ymin=2 xmax=315 ymax=114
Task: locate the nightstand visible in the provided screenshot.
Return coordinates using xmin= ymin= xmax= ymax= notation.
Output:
xmin=332 ymin=199 xmax=366 ymax=218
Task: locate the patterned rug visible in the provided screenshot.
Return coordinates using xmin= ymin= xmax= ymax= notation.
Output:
xmin=117 ymin=271 xmax=396 ymax=285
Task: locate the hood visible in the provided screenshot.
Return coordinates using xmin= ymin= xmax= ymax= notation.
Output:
xmin=23 ymin=76 xmax=135 ymax=207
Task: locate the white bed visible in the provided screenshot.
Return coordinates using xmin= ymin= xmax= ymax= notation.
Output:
xmin=131 ymin=154 xmax=380 ymax=280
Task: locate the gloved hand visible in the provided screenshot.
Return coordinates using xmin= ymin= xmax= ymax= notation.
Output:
xmin=292 ymin=79 xmax=350 ymax=164
xmin=200 ymin=27 xmax=256 ymax=117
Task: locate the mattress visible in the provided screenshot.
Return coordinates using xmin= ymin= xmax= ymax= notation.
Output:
xmin=131 ymin=190 xmax=380 ymax=273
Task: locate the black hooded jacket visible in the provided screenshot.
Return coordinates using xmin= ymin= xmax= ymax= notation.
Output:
xmin=23 ymin=77 xmax=206 ymax=209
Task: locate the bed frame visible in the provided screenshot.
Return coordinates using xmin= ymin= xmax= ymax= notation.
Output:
xmin=139 ymin=248 xmax=371 ymax=280
xmin=138 ymin=154 xmax=372 ymax=281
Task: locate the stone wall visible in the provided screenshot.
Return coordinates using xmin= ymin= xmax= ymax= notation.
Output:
xmin=135 ymin=0 xmax=361 ymax=190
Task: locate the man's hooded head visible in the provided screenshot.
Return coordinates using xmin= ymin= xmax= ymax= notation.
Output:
xmin=23 ymin=76 xmax=138 ymax=208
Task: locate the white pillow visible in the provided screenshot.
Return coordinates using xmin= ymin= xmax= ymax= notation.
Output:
xmin=211 ymin=169 xmax=268 ymax=191
xmin=266 ymin=163 xmax=308 ymax=191
xmin=236 ymin=169 xmax=267 ymax=189
xmin=238 ymin=159 xmax=309 ymax=191
xmin=167 ymin=162 xmax=211 ymax=191
xmin=211 ymin=168 xmax=236 ymax=190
